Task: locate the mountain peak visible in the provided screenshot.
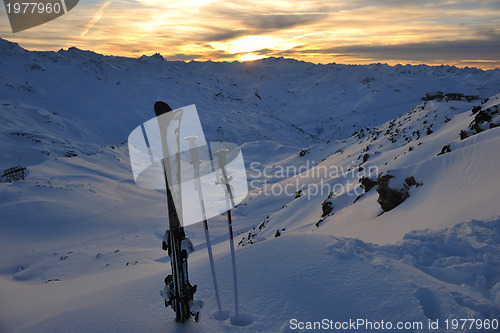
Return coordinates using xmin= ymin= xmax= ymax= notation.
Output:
xmin=0 ymin=37 xmax=26 ymax=57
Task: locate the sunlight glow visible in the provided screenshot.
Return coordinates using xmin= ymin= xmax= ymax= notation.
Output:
xmin=237 ymin=53 xmax=266 ymax=62
xmin=227 ymin=36 xmax=284 ymax=53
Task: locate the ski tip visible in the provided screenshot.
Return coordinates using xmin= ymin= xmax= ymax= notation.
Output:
xmin=154 ymin=101 xmax=173 ymax=117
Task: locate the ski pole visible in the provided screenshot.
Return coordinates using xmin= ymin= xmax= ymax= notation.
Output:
xmin=185 ymin=136 xmax=223 ymax=318
xmin=216 ymin=148 xmax=239 ymax=321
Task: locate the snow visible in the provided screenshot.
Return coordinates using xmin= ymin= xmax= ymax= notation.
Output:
xmin=1 ymin=38 xmax=499 ymax=332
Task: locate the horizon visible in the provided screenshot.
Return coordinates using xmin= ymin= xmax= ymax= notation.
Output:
xmin=3 ymin=36 xmax=499 ymax=71
xmin=1 ymin=0 xmax=499 ymax=69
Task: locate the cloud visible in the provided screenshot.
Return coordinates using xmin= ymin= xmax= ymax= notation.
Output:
xmin=163 ymin=49 xmax=237 ymax=61
xmin=196 ymin=14 xmax=328 ymax=42
xmin=163 ymin=53 xmax=205 ymax=61
xmin=199 ymin=29 xmax=250 ymax=42
xmin=317 ymin=35 xmax=500 ymax=61
xmin=81 ymin=1 xmax=112 ymax=36
xmin=242 ymin=14 xmax=328 ymax=30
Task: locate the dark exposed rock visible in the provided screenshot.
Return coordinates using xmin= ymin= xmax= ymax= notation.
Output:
xmin=316 ymin=193 xmax=335 ymax=227
xmin=474 ymin=110 xmax=493 ymax=123
xmin=469 ymin=106 xmax=499 ymax=134
xmin=405 ymin=176 xmax=417 ymax=187
xmin=299 ymin=148 xmax=309 ymax=157
xmin=274 ymin=230 xmax=281 ymax=237
xmin=376 ymin=174 xmax=402 ymax=211
xmin=321 ymin=196 xmax=334 ymax=218
xmin=437 ymin=144 xmax=451 ymax=156
xmin=353 ymin=177 xmax=376 ymax=204
xmin=376 ymin=173 xmax=418 ymax=212
xmin=360 ymin=177 xmax=377 ymax=192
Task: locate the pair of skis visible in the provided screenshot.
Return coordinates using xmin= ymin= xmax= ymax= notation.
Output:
xmin=156 ymin=101 xmax=239 ymax=323
xmin=156 ymin=101 xmax=199 ymax=322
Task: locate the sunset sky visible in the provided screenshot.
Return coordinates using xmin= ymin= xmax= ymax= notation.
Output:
xmin=1 ymin=0 xmax=499 ymax=68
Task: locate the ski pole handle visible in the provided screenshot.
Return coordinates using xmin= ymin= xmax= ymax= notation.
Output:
xmin=216 ymin=149 xmax=233 ymax=184
xmin=216 ymin=148 xmax=229 ymax=169
xmin=184 ymin=136 xmax=200 ymax=165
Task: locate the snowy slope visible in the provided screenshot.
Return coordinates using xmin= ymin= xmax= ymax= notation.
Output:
xmin=1 ymin=38 xmax=500 ymax=332
xmin=243 ymin=95 xmax=500 ymax=245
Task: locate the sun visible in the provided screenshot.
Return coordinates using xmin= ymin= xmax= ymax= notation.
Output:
xmin=209 ymin=35 xmax=300 ymax=62
xmin=237 ymin=53 xmax=266 ymax=62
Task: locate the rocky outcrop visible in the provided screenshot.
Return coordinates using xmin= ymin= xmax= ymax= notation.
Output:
xmin=468 ymin=104 xmax=500 ymax=134
xmin=360 ymin=177 xmax=377 ymax=192
xmin=353 ymin=177 xmax=378 ymax=204
xmin=376 ymin=173 xmax=419 ymax=212
xmin=321 ymin=197 xmax=334 ymax=217
xmin=437 ymin=144 xmax=451 ymax=156
xmin=316 ymin=193 xmax=334 ymax=227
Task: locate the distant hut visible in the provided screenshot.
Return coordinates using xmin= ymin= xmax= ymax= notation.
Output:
xmin=464 ymin=95 xmax=479 ymax=102
xmin=423 ymin=91 xmax=444 ymax=101
xmin=1 ymin=166 xmax=26 ymax=182
xmin=445 ymin=93 xmax=464 ymax=101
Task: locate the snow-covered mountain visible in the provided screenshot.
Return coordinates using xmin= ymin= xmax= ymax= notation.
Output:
xmin=1 ymin=38 xmax=499 ymax=332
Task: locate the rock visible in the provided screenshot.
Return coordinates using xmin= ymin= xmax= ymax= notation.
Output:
xmin=469 ymin=106 xmax=499 ymax=134
xmin=360 ymin=177 xmax=377 ymax=192
xmin=315 ymin=218 xmax=325 ymax=227
xmin=321 ymin=193 xmax=334 ymax=217
xmin=376 ymin=173 xmax=418 ymax=212
xmin=405 ymin=176 xmax=417 ymax=187
xmin=475 ymin=109 xmax=493 ymax=123
xmin=437 ymin=144 xmax=451 ymax=156
xmin=299 ymin=148 xmax=309 ymax=157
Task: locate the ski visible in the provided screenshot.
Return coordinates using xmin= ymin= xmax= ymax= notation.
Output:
xmin=155 ymin=101 xmax=198 ymax=322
